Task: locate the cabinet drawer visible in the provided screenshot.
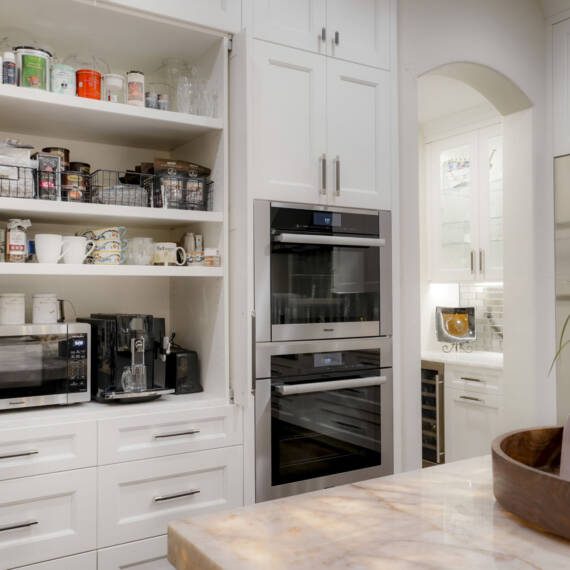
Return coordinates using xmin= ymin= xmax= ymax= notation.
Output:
xmin=0 ymin=469 xmax=96 ymax=569
xmin=98 ymin=405 xmax=242 ymax=464
xmin=98 ymin=536 xmax=170 ymax=570
xmin=98 ymin=446 xmax=243 ymax=547
xmin=0 ymin=421 xmax=97 ymax=481
xmin=446 ymin=365 xmax=503 ymax=395
xmin=17 ymin=551 xmax=96 ymax=570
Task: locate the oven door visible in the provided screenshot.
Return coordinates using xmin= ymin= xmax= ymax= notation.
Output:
xmin=255 ymin=338 xmax=393 ymax=502
xmin=0 ymin=325 xmax=71 ymax=410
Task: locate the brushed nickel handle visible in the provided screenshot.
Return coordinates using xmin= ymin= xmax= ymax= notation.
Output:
xmin=276 ymin=375 xmax=386 ymax=396
xmin=334 ymin=30 xmax=340 ymax=45
xmin=470 ymin=250 xmax=475 ymax=274
xmin=0 ymin=450 xmax=38 ymax=460
xmin=320 ymin=154 xmax=327 ymax=195
xmin=459 ymin=395 xmax=483 ymax=403
xmin=335 ymin=156 xmax=340 ymax=196
xmin=251 ymin=310 xmax=256 ymax=394
xmin=153 ymin=430 xmax=200 ymax=439
xmin=153 ymin=489 xmax=200 ymax=503
xmin=0 ymin=520 xmax=38 ymax=533
xmin=479 ymin=248 xmax=484 ymax=273
xmin=321 ymin=27 xmax=326 ymax=42
xmin=460 ymin=377 xmax=484 ymax=383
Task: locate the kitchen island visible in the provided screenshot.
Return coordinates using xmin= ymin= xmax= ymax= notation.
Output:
xmin=168 ymin=455 xmax=570 ymax=569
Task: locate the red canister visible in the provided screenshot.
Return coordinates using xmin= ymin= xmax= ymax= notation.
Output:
xmin=76 ymin=69 xmax=101 ymax=99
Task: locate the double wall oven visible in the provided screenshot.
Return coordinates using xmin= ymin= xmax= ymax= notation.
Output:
xmin=254 ymin=202 xmax=393 ymax=502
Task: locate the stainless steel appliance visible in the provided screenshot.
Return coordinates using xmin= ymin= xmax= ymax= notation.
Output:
xmin=0 ymin=323 xmax=90 ymax=410
xmin=254 ymin=202 xmax=391 ymax=342
xmin=421 ymin=360 xmax=445 ymax=467
xmin=255 ymin=337 xmax=393 ymax=502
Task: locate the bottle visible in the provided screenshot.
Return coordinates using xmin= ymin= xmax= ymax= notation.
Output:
xmin=127 ymin=71 xmax=144 ymax=106
xmin=3 ymin=51 xmax=16 ymax=85
xmin=6 ymin=219 xmax=31 ymax=262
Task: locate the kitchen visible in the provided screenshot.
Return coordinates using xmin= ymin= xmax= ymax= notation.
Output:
xmin=0 ymin=1 xmax=568 ymax=569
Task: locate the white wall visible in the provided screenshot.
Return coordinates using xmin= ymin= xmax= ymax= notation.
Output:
xmin=398 ymin=0 xmax=556 ymax=471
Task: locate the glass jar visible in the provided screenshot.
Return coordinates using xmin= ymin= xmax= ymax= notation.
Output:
xmin=203 ymin=248 xmax=221 ymax=267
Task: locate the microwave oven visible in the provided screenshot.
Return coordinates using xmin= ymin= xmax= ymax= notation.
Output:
xmin=0 ymin=323 xmax=91 ymax=411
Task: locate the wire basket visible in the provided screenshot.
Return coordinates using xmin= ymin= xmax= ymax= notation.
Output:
xmin=0 ymin=164 xmax=36 ymax=199
xmin=153 ymin=175 xmax=213 ymax=210
xmin=90 ymin=169 xmax=154 ymax=207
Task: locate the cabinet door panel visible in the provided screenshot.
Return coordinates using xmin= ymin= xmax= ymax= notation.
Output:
xmin=98 ymin=536 xmax=171 ymax=570
xmin=252 ymin=0 xmax=326 ymax=53
xmin=252 ymin=41 xmax=326 ymax=203
xmin=554 ymin=19 xmax=570 ymax=156
xmin=17 ymin=552 xmax=97 ymax=570
xmin=327 ymin=0 xmax=390 ymax=69
xmin=327 ymin=59 xmax=390 ymax=209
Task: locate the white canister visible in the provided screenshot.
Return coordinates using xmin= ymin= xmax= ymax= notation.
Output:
xmin=32 ymin=293 xmax=59 ymax=324
xmin=51 ymin=63 xmax=76 ymax=96
xmin=127 ymin=70 xmax=144 ymax=106
xmin=0 ymin=293 xmax=25 ymax=325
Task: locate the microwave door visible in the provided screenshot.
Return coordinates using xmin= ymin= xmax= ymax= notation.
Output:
xmin=0 ymin=343 xmax=43 ymax=388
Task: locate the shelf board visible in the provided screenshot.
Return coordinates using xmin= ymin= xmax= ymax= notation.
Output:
xmin=0 ymin=263 xmax=223 ymax=278
xmin=0 ymin=84 xmax=222 ymax=150
xmin=0 ymin=198 xmax=222 ymax=228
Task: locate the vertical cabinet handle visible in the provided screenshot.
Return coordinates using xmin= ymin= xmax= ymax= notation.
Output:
xmin=320 ymin=154 xmax=327 ymax=195
xmin=335 ymin=156 xmax=340 ymax=196
xmin=334 ymin=30 xmax=340 ymax=45
xmin=470 ymin=250 xmax=475 ymax=274
xmin=479 ymin=249 xmax=485 ymax=273
xmin=251 ymin=311 xmax=256 ymax=394
xmin=321 ymin=27 xmax=326 ymax=42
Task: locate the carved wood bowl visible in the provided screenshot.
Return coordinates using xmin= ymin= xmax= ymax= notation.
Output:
xmin=492 ymin=427 xmax=570 ymax=540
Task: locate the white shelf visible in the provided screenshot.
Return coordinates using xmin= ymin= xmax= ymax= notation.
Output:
xmin=0 ymin=263 xmax=223 ymax=278
xmin=0 ymin=198 xmax=223 ymax=228
xmin=0 ymin=85 xmax=222 ymax=150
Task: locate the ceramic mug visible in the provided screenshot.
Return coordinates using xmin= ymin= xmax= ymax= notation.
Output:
xmin=90 ymin=226 xmax=127 ymax=241
xmin=95 ymin=238 xmax=126 ymax=253
xmin=153 ymin=242 xmax=186 ymax=266
xmin=92 ymin=251 xmax=122 ymax=265
xmin=35 ymin=234 xmax=65 ymax=263
xmin=62 ymin=236 xmax=96 ymax=264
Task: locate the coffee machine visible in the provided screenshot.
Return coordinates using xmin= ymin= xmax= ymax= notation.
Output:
xmin=79 ymin=314 xmax=173 ymax=402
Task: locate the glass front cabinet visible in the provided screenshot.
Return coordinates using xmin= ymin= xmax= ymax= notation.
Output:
xmin=426 ymin=124 xmax=503 ymax=282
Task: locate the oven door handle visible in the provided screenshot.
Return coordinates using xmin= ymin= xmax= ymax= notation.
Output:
xmin=275 ymin=375 xmax=387 ymax=396
xmin=273 ymin=233 xmax=385 ymax=247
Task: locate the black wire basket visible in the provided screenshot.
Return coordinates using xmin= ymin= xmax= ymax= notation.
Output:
xmin=0 ymin=164 xmax=36 ymax=199
xmin=90 ymin=169 xmax=154 ymax=207
xmin=153 ymin=175 xmax=213 ymax=211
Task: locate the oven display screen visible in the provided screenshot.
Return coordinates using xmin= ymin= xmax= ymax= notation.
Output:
xmin=313 ymin=352 xmax=343 ymax=368
xmin=72 ymin=338 xmax=85 ymax=348
xmin=313 ymin=212 xmax=341 ymax=227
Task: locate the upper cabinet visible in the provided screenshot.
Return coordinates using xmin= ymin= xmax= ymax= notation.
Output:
xmin=251 ymin=41 xmax=390 ymax=209
xmin=99 ymin=0 xmax=241 ymax=32
xmin=251 ymin=0 xmax=391 ymax=69
xmin=554 ymin=18 xmax=570 ymax=157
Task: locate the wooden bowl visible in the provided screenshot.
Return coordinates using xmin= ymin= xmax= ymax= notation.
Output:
xmin=492 ymin=427 xmax=570 ymax=540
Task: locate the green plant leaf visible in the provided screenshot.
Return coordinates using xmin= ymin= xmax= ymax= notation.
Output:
xmin=549 ymin=339 xmax=570 ymax=375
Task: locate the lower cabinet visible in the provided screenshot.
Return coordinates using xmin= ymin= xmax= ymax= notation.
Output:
xmin=98 ymin=536 xmax=171 ymax=570
xmin=16 ymin=552 xmax=97 ymax=570
xmin=0 ymin=469 xmax=97 ymax=570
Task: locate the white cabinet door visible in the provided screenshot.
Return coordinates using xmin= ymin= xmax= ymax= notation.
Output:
xmin=0 ymin=469 xmax=96 ymax=569
xmin=98 ymin=446 xmax=243 ymax=547
xmin=445 ymin=388 xmax=503 ymax=463
xmin=554 ymin=19 xmax=570 ymax=157
xmin=252 ymin=41 xmax=326 ymax=204
xmin=327 ymin=0 xmax=391 ymax=69
xmin=100 ymin=0 xmax=241 ymax=33
xmin=98 ymin=536 xmax=171 ymax=570
xmin=326 ymin=59 xmax=390 ymax=209
xmin=17 ymin=552 xmax=97 ymax=570
xmin=252 ymin=0 xmax=326 ymax=53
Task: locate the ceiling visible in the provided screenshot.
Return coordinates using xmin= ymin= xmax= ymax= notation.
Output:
xmin=539 ymin=0 xmax=570 ymax=18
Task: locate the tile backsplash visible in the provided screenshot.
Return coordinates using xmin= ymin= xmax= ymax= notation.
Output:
xmin=459 ymin=283 xmax=503 ymax=352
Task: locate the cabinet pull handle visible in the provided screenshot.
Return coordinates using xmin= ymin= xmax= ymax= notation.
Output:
xmin=321 ymin=27 xmax=326 ymax=42
xmin=0 ymin=450 xmax=38 ymax=460
xmin=0 ymin=520 xmax=38 ymax=533
xmin=335 ymin=156 xmax=341 ymax=196
xmin=470 ymin=250 xmax=475 ymax=273
xmin=334 ymin=30 xmax=340 ymax=45
xmin=459 ymin=395 xmax=483 ymax=403
xmin=153 ymin=429 xmax=200 ymax=439
xmin=153 ymin=489 xmax=200 ymax=503
xmin=479 ymin=248 xmax=484 ymax=273
xmin=460 ymin=377 xmax=483 ymax=383
xmin=320 ymin=154 xmax=327 ymax=195
xmin=251 ymin=310 xmax=256 ymax=394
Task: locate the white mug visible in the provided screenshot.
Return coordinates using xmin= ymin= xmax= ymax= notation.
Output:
xmin=35 ymin=234 xmax=65 ymax=264
xmin=62 ymin=236 xmax=96 ymax=264
xmin=153 ymin=242 xmax=186 ymax=266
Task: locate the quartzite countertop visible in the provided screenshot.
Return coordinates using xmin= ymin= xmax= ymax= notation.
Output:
xmin=168 ymin=456 xmax=570 ymax=569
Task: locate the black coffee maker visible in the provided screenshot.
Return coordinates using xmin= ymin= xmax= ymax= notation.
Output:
xmin=79 ymin=314 xmax=173 ymax=403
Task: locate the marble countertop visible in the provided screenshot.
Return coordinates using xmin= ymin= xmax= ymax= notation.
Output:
xmin=168 ymin=456 xmax=570 ymax=569
xmin=422 ymin=349 xmax=503 ymax=369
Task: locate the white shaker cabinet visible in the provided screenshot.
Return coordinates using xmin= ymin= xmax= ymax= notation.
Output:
xmin=554 ymin=18 xmax=570 ymax=157
xmin=99 ymin=0 xmax=241 ymax=32
xmin=252 ymin=41 xmax=327 ymax=204
xmin=98 ymin=536 xmax=171 ymax=570
xmin=327 ymin=59 xmax=390 ymax=209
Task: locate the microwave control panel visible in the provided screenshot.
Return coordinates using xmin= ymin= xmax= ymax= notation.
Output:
xmin=67 ymin=334 xmax=88 ymax=393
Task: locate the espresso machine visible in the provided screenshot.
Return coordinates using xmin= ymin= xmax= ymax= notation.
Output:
xmin=79 ymin=314 xmax=174 ymax=402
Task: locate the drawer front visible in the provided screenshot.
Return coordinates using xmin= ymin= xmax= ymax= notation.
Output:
xmin=98 ymin=536 xmax=170 ymax=570
xmin=0 ymin=421 xmax=97 ymax=481
xmin=98 ymin=446 xmax=243 ymax=547
xmin=98 ymin=405 xmax=242 ymax=464
xmin=0 ymin=469 xmax=96 ymax=569
xmin=446 ymin=365 xmax=503 ymax=395
xmin=16 ymin=551 xmax=97 ymax=570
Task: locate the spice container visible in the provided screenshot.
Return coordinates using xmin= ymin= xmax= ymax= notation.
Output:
xmin=203 ymin=248 xmax=221 ymax=267
xmin=76 ymin=68 xmax=101 ymax=99
xmin=42 ymin=147 xmax=69 ymax=170
xmin=103 ymin=73 xmax=124 ymax=103
xmin=2 ymin=51 xmax=15 ymax=85
xmin=145 ymin=90 xmax=157 ymax=109
xmin=32 ymin=152 xmax=61 ymax=200
xmin=6 ymin=219 xmax=31 ymax=262
xmin=127 ymin=71 xmax=144 ymax=106
xmin=51 ymin=63 xmax=75 ymax=95
xmin=157 ymin=93 xmax=169 ymax=110
xmin=15 ymin=46 xmax=51 ymax=90
xmin=62 ymin=161 xmax=90 ymax=202
xmin=32 ymin=293 xmax=59 ymax=324
xmin=0 ymin=293 xmax=25 ymax=325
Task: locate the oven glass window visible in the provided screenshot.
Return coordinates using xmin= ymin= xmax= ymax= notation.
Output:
xmin=271 ymin=243 xmax=380 ymax=326
xmin=0 ymin=335 xmax=69 ymax=398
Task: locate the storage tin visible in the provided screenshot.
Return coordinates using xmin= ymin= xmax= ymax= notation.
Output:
xmin=51 ymin=63 xmax=75 ymax=95
xmin=76 ymin=68 xmax=101 ymax=99
xmin=15 ymin=46 xmax=51 ymax=90
xmin=0 ymin=293 xmax=25 ymax=325
xmin=32 ymin=293 xmax=59 ymax=324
